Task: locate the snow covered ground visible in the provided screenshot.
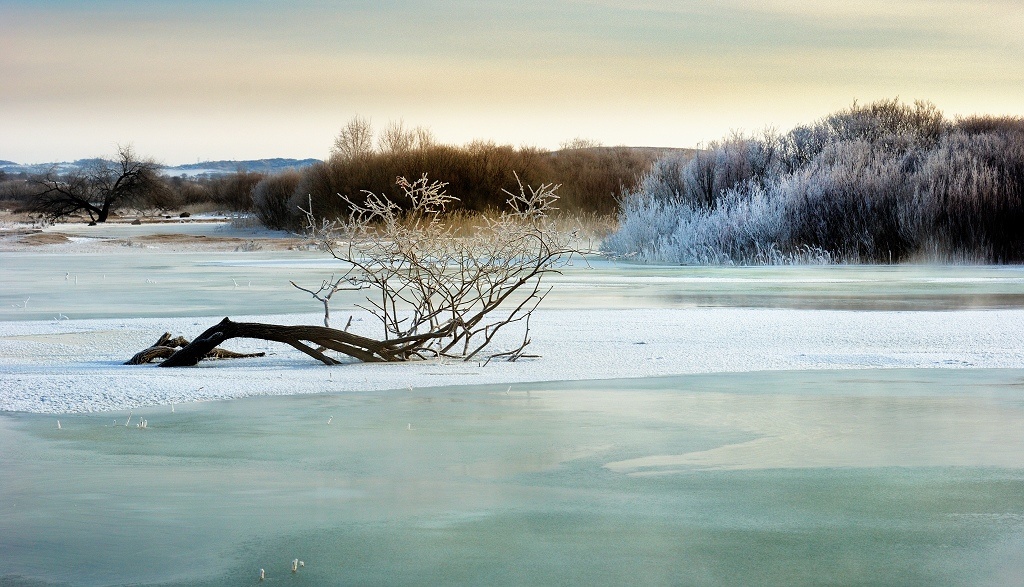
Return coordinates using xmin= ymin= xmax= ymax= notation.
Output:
xmin=3 ymin=306 xmax=1024 ymax=413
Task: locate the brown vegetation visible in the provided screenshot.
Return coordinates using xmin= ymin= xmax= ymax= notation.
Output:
xmin=6 ymin=120 xmax=667 ymax=230
xmin=17 ymin=232 xmax=70 ymax=246
xmin=260 ymin=142 xmax=662 ymax=231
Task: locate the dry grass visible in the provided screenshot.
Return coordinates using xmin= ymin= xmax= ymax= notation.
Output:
xmin=133 ymin=233 xmax=305 ymax=251
xmin=0 ymin=208 xmax=41 ymax=225
xmin=18 ymin=232 xmax=70 ymax=245
xmin=551 ymin=211 xmax=619 ymax=244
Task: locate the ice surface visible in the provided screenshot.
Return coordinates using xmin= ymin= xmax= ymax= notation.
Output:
xmin=2 ymin=370 xmax=1024 ymax=585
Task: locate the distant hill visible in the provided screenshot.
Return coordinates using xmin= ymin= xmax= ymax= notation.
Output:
xmin=0 ymin=158 xmax=322 ymax=177
xmin=1 ymin=149 xmax=695 ymax=178
xmin=163 ymin=158 xmax=322 ymax=177
xmin=0 ymin=161 xmax=80 ymax=175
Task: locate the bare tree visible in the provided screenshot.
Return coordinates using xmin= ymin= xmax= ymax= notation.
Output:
xmin=130 ymin=174 xmax=581 ymax=366
xmin=330 ymin=115 xmax=375 ymax=161
xmin=379 ymin=119 xmax=416 ymax=153
xmin=559 ymin=137 xmax=603 ymax=150
xmin=379 ymin=119 xmax=436 ymax=153
xmin=28 ymin=145 xmax=165 ymax=223
xmin=413 ymin=125 xmax=436 ymax=149
xmin=307 ymin=173 xmax=575 ymax=361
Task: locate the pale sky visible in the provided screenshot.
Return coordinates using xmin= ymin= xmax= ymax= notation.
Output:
xmin=2 ymin=0 xmax=1022 ymax=165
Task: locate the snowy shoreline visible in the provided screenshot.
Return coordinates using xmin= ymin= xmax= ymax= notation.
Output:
xmin=4 ymin=307 xmax=1024 ymax=414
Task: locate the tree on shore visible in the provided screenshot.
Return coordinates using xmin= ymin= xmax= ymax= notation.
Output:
xmin=28 ymin=146 xmax=165 ymax=223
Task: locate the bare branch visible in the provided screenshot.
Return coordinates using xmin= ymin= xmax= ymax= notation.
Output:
xmin=133 ymin=173 xmax=583 ymax=367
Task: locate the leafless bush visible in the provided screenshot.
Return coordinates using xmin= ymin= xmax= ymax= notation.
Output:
xmin=293 ymin=173 xmax=581 ymax=361
xmin=379 ymin=119 xmax=435 ymax=153
xmin=954 ymin=115 xmax=1024 ymax=136
xmin=208 ymin=171 xmax=263 ymax=211
xmin=546 ymin=145 xmax=655 ymax=214
xmin=169 ymin=179 xmax=213 ymax=207
xmin=331 ymin=115 xmax=375 ymax=162
xmin=1 ymin=177 xmax=37 ymax=207
xmin=252 ymin=170 xmax=302 ymax=230
xmin=296 ymin=140 xmax=655 ymax=222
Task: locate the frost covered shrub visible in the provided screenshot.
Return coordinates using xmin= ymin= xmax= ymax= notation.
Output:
xmin=955 ymin=115 xmax=1024 ymax=136
xmin=635 ymin=155 xmax=689 ymax=204
xmin=782 ymin=141 xmax=913 ymax=262
xmin=911 ymin=131 xmax=1024 ymax=261
xmin=608 ymin=99 xmax=1024 ymax=264
xmin=822 ymin=99 xmax=946 ymax=150
xmin=647 ymin=134 xmax=784 ymax=209
xmin=604 ymin=191 xmax=688 ymax=262
xmin=607 ymin=182 xmax=802 ymax=265
xmin=777 ymin=124 xmax=832 ymax=173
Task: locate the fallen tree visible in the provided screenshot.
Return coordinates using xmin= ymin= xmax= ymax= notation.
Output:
xmin=128 ymin=174 xmax=581 ymax=367
xmin=125 ymin=330 xmax=266 ymax=365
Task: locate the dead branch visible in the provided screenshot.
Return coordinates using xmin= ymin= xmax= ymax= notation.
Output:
xmin=302 ymin=174 xmax=579 ymax=362
xmin=125 ymin=331 xmax=266 ymax=365
xmin=126 ymin=317 xmax=460 ymax=367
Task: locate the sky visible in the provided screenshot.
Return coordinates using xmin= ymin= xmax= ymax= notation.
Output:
xmin=2 ymin=0 xmax=1022 ymax=165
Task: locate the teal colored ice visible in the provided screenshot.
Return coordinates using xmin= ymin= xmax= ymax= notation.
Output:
xmin=2 ymin=370 xmax=1024 ymax=586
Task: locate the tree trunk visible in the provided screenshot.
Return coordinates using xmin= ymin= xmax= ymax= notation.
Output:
xmin=155 ymin=317 xmax=426 ymax=367
xmin=128 ymin=315 xmax=484 ymax=367
xmin=125 ymin=331 xmax=264 ymax=365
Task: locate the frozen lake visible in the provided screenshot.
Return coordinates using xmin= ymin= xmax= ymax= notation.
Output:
xmin=3 ymin=369 xmax=1024 ymax=586
xmin=3 ymin=228 xmax=1024 ymax=584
